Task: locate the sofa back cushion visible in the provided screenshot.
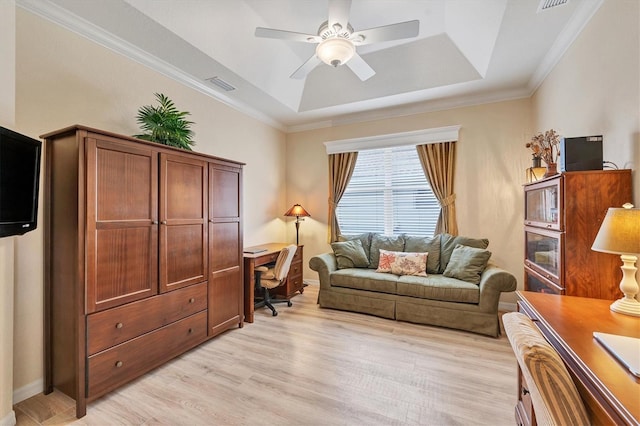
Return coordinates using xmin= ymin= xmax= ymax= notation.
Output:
xmin=439 ymin=233 xmax=489 ymax=273
xmin=403 ymin=235 xmax=441 ymax=274
xmin=368 ymin=234 xmax=405 ymax=268
xmin=331 ymin=239 xmax=370 ymax=269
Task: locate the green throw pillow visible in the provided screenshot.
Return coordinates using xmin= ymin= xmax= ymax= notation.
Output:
xmin=439 ymin=234 xmax=489 ymax=273
xmin=443 ymin=244 xmax=492 ymax=284
xmin=331 ymin=239 xmax=370 ymax=269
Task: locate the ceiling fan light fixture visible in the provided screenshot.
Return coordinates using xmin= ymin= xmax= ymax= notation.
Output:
xmin=316 ymin=37 xmax=355 ymax=67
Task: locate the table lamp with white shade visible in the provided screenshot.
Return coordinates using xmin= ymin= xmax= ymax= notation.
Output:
xmin=591 ymin=203 xmax=640 ymax=317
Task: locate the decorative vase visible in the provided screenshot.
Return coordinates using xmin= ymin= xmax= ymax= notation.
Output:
xmin=543 ymin=162 xmax=558 ymax=178
xmin=532 ymin=155 xmax=542 ymax=168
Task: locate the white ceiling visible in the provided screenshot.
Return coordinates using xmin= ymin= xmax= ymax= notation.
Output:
xmin=19 ymin=0 xmax=603 ymax=132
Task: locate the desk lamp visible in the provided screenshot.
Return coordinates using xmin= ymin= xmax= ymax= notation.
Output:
xmin=284 ymin=204 xmax=310 ymax=246
xmin=591 ymin=203 xmax=640 ymax=316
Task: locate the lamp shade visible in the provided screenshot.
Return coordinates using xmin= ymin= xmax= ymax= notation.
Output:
xmin=592 ymin=206 xmax=640 ymax=255
xmin=316 ymin=38 xmax=355 ymax=67
xmin=284 ymin=204 xmax=310 ymax=218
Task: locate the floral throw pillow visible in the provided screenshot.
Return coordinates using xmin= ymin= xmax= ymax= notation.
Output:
xmin=377 ymin=249 xmax=428 ymax=276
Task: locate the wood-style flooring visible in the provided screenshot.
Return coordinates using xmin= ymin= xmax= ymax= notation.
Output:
xmin=14 ymin=284 xmax=517 ymax=425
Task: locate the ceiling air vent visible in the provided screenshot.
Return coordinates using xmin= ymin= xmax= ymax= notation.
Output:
xmin=537 ymin=0 xmax=569 ymax=12
xmin=205 ymin=76 xmax=236 ymax=92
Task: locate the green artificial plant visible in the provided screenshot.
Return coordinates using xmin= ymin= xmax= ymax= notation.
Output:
xmin=134 ymin=93 xmax=195 ymax=150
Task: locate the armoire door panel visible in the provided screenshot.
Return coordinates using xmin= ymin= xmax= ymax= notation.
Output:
xmin=160 ymin=223 xmax=207 ymax=292
xmin=209 ymin=222 xmax=240 ymax=272
xmin=86 ymin=138 xmax=158 ymax=313
xmin=208 ymin=267 xmax=242 ymax=336
xmin=159 ymin=154 xmax=208 ymax=293
xmin=209 ymin=166 xmax=240 ymax=219
xmin=95 ymin=147 xmax=155 ymax=222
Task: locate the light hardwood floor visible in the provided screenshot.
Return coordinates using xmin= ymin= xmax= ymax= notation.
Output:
xmin=15 ymin=284 xmax=517 ymax=425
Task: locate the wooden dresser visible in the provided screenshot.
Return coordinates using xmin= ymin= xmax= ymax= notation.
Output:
xmin=42 ymin=126 xmax=244 ymax=418
xmin=523 ymin=170 xmax=632 ymax=298
xmin=272 ymin=244 xmax=304 ymax=299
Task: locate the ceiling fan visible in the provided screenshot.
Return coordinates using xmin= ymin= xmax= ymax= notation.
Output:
xmin=255 ymin=0 xmax=420 ymax=81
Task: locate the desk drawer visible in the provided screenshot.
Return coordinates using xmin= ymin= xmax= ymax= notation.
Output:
xmin=87 ymin=311 xmax=207 ymax=398
xmin=87 ymin=282 xmax=207 ymax=355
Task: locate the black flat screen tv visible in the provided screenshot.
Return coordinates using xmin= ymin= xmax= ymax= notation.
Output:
xmin=0 ymin=126 xmax=42 ymax=238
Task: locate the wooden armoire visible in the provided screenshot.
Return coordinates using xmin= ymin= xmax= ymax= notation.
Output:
xmin=42 ymin=125 xmax=244 ymax=418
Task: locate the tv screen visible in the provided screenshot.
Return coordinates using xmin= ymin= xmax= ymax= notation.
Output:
xmin=0 ymin=126 xmax=42 ymax=238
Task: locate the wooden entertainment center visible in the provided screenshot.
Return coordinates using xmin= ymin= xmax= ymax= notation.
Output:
xmin=42 ymin=125 xmax=244 ymax=418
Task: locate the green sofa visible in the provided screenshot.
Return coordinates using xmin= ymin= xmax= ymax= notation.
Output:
xmin=309 ymin=233 xmax=517 ymax=337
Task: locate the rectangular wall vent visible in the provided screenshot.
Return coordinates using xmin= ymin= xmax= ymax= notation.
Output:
xmin=537 ymin=0 xmax=569 ymax=12
xmin=205 ymin=76 xmax=236 ymax=92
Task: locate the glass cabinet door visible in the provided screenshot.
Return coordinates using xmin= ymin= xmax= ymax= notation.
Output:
xmin=524 ymin=178 xmax=562 ymax=230
xmin=524 ymin=227 xmax=563 ymax=285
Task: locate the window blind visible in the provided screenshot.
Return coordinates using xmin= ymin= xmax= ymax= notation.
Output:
xmin=336 ymin=145 xmax=439 ymax=236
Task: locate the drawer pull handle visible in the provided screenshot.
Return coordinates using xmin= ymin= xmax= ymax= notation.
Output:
xmin=188 ymin=328 xmax=193 ymax=334
xmin=115 ymin=322 xmax=123 ymax=329
xmin=189 ymin=298 xmax=195 ymax=304
xmin=115 ymin=361 xmax=123 ymax=368
xmin=522 ymin=387 xmax=530 ymax=396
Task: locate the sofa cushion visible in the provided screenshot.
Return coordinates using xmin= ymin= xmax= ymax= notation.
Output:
xmin=331 ymin=268 xmax=398 ymax=294
xmin=331 ymin=240 xmax=370 ymax=269
xmin=397 ymin=274 xmax=480 ymax=304
xmin=377 ymin=249 xmax=428 ymax=276
xmin=368 ymin=234 xmax=405 ymax=269
xmin=443 ymin=244 xmax=492 ymax=284
xmin=439 ymin=234 xmax=489 ymax=273
xmin=403 ymin=234 xmax=441 ymax=274
xmin=338 ymin=233 xmax=373 ymax=262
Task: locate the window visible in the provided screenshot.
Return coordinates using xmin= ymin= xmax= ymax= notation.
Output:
xmin=336 ymin=145 xmax=439 ymax=236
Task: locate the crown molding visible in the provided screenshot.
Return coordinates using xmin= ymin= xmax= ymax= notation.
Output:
xmin=528 ymin=0 xmax=604 ymax=93
xmin=16 ymin=0 xmax=287 ymax=132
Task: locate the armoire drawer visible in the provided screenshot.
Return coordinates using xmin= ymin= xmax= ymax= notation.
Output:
xmin=87 ymin=311 xmax=207 ymax=398
xmin=87 ymin=282 xmax=207 ymax=355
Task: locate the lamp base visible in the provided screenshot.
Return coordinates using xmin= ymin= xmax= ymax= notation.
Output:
xmin=610 ymin=297 xmax=640 ymax=317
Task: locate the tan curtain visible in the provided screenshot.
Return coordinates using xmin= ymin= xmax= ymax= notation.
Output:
xmin=416 ymin=142 xmax=458 ymax=235
xmin=328 ymin=152 xmax=358 ymax=242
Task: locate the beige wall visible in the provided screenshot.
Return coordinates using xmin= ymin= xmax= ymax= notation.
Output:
xmin=532 ymin=0 xmax=639 ymax=203
xmin=287 ymin=99 xmax=533 ymax=301
xmin=1 ymin=3 xmax=16 ymax=424
xmin=12 ymin=9 xmax=287 ymax=396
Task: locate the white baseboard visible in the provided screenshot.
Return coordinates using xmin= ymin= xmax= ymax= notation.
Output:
xmin=12 ymin=378 xmax=42 ymax=405
xmin=0 ymin=410 xmax=16 ymax=426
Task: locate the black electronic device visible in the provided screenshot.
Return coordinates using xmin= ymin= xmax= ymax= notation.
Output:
xmin=0 ymin=126 xmax=42 ymax=238
xmin=560 ymin=135 xmax=603 ymax=172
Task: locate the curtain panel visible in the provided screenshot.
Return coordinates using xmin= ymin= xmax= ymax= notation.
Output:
xmin=327 ymin=152 xmax=358 ymax=242
xmin=416 ymin=141 xmax=458 ymax=235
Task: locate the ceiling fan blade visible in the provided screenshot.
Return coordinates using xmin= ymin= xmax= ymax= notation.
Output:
xmin=290 ymin=55 xmax=322 ymax=79
xmin=328 ymin=0 xmax=352 ymax=31
xmin=351 ymin=20 xmax=420 ymax=45
xmin=346 ymin=53 xmax=375 ymax=81
xmin=255 ymin=27 xmax=321 ymax=43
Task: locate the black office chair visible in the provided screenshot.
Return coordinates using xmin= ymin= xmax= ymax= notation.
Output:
xmin=254 ymin=244 xmax=297 ymax=316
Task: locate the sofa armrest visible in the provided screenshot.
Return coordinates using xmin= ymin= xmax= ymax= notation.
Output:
xmin=477 ymin=264 xmax=517 ymax=312
xmin=309 ymin=253 xmax=338 ymax=290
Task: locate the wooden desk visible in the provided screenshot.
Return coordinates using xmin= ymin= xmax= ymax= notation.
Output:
xmin=243 ymin=243 xmax=303 ymax=323
xmin=517 ymin=291 xmax=640 ymax=425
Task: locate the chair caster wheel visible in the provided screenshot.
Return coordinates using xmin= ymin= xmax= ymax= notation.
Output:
xmin=272 ymin=311 xmax=278 ymax=316
xmin=287 ymin=301 xmax=293 ymax=307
